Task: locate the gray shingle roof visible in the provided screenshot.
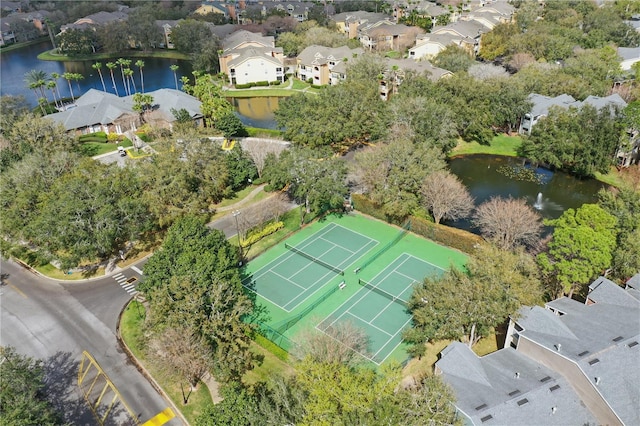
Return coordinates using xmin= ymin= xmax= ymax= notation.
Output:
xmin=227 ymin=46 xmax=283 ymax=68
xmin=436 ymin=342 xmax=596 ymax=425
xmin=297 ymin=45 xmax=363 ymax=67
xmin=222 ymin=29 xmax=273 ymax=51
xmin=527 ymin=93 xmax=627 ymax=118
xmin=517 ymin=277 xmax=640 ymax=425
xmin=385 ymin=57 xmax=452 ymax=81
xmin=46 ymin=89 xmax=201 ymax=131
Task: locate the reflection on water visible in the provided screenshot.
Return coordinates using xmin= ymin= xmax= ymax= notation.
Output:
xmin=228 ymin=96 xmax=280 ymax=129
xmin=447 ymin=155 xmax=607 ymax=233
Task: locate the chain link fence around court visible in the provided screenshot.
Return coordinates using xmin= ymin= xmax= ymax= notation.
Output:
xmin=284 ymin=243 xmax=345 ymax=275
xmin=357 ymin=278 xmax=409 ymax=308
xmin=356 ymin=219 xmax=411 ymax=273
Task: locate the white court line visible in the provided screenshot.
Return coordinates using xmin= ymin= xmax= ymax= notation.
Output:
xmin=131 ymin=266 xmax=143 ymax=275
xmin=374 ymin=315 xmax=415 ymax=363
xmin=270 ymin=270 xmax=307 ymax=290
xmin=346 ymin=312 xmax=393 ymax=337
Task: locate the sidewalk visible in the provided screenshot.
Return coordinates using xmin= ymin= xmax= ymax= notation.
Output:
xmin=216 ymin=184 xmax=266 ymax=212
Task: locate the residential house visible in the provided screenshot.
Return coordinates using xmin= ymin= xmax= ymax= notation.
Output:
xmin=430 ymin=19 xmax=490 ymax=56
xmin=379 ymin=57 xmax=451 ymax=100
xmin=0 ymin=10 xmax=53 ymax=45
xmin=296 ymin=45 xmax=364 ymax=86
xmin=194 ymin=0 xmax=230 ymax=18
xmin=155 ymin=20 xmax=178 ymax=49
xmin=357 ymin=20 xmax=422 ymax=52
xmin=331 ymin=11 xmax=390 ymax=39
xmin=409 ymin=33 xmax=459 ymax=60
xmin=59 ymin=10 xmax=130 ymax=33
xmin=219 ymin=30 xmax=285 ymax=85
xmin=435 ymin=342 xmax=597 ymax=425
xmin=0 ymin=1 xmax=23 ymax=14
xmin=519 ymin=93 xmax=627 ymax=134
xmin=437 ymin=275 xmax=640 ymax=425
xmin=466 ymin=0 xmax=515 ymax=25
xmin=618 ymin=46 xmax=640 ymax=71
xmin=46 ymin=88 xmax=203 ymax=135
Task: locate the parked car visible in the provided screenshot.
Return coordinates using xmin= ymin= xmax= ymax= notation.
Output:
xmin=117 ymin=146 xmax=126 ymax=157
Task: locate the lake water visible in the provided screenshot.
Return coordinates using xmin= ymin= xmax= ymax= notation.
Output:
xmin=447 ymin=155 xmax=607 ymax=233
xmin=228 ymin=96 xmax=280 ymax=129
xmin=1 ymin=40 xmax=192 ymax=105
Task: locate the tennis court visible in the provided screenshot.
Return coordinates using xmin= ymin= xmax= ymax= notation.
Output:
xmin=242 ymin=223 xmax=377 ymax=312
xmin=317 ymin=253 xmax=444 ymax=364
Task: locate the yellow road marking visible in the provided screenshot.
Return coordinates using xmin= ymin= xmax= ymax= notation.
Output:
xmin=7 ymin=282 xmax=28 ymax=298
xmin=142 ymin=408 xmax=176 ymax=426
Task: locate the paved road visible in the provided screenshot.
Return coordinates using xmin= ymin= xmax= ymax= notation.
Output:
xmin=0 ymin=258 xmax=181 ymax=425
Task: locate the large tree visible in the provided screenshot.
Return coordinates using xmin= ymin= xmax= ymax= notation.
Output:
xmin=140 ymin=216 xmax=255 ymax=380
xmin=353 ymin=139 xmax=446 ymax=222
xmin=275 ymin=55 xmax=388 ymax=153
xmin=538 ymin=204 xmax=617 ymax=298
xmin=291 ymin=320 xmax=370 ymax=367
xmin=473 ymin=197 xmax=543 ymax=250
xmin=0 ymin=347 xmax=62 ymax=425
xmin=404 ymin=244 xmax=542 ymax=352
xmin=263 ymin=147 xmax=348 ymax=224
xmin=420 ymin=170 xmax=474 ymax=224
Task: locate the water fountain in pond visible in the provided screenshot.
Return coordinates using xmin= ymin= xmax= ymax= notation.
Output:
xmin=534 ymin=192 xmax=543 ymax=210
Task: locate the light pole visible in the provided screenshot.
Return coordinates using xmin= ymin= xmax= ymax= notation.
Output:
xmin=233 ymin=210 xmax=243 ymax=265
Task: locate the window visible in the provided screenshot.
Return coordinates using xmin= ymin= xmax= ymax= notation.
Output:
xmin=508 ymin=390 xmax=521 ymax=397
xmin=549 ymin=385 xmax=560 ymax=392
xmin=539 ymin=376 xmax=551 ymax=383
xmin=588 ymin=358 xmax=600 ymax=365
xmin=578 ymin=351 xmax=589 ymax=357
xmin=629 ymin=341 xmax=639 ymax=348
xmin=517 ymin=399 xmax=529 ymax=406
xmin=475 ymin=404 xmax=487 ymax=411
xmin=613 ymin=336 xmax=623 ymax=342
xmin=276 ymin=67 xmax=282 ymax=72
xmin=480 ymin=415 xmax=493 ymax=423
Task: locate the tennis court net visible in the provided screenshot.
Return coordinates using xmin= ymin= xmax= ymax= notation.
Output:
xmin=357 ymin=278 xmax=409 ymax=308
xmin=285 ymin=243 xmax=344 ymax=275
xmin=357 ymin=219 xmax=411 ymax=273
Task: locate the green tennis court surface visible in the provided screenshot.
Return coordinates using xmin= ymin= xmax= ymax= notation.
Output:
xmin=242 ymin=213 xmax=467 ymax=365
xmin=242 ymin=223 xmax=377 ymax=312
xmin=318 ymin=254 xmax=444 ymax=364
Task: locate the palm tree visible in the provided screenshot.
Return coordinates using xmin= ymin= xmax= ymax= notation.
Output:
xmin=92 ymin=62 xmax=107 ymax=92
xmin=124 ymin=68 xmax=135 ymax=95
xmin=106 ymin=62 xmax=119 ymax=96
xmin=24 ymin=70 xmax=48 ymax=100
xmin=116 ymin=58 xmax=132 ymax=95
xmin=170 ymin=64 xmax=179 ymax=90
xmin=135 ymin=60 xmax=145 ymax=93
xmin=47 ymin=80 xmax=59 ymax=109
xmin=62 ymin=72 xmax=76 ymax=102
xmin=72 ymin=73 xmax=84 ymax=93
xmin=51 ymin=72 xmax=63 ymax=102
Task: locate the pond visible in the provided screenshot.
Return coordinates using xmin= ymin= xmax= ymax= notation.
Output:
xmin=447 ymin=155 xmax=608 ymax=233
xmin=1 ymin=40 xmax=192 ymax=106
xmin=228 ymin=96 xmax=281 ymax=130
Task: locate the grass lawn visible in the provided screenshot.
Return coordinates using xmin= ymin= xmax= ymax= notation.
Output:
xmin=82 ymin=139 xmax=133 ymax=157
xmin=243 ymin=342 xmax=295 ymax=387
xmin=291 ymin=79 xmax=310 ymax=90
xmin=595 ymin=166 xmax=627 ymax=188
xmin=451 ymin=134 xmax=522 ymax=157
xmin=120 ymin=302 xmax=213 ymax=423
xmin=37 ymin=48 xmax=189 ymax=61
xmin=247 ymin=127 xmax=282 ymax=138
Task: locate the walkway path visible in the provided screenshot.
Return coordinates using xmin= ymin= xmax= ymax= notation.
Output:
xmin=216 ymin=184 xmax=266 ymax=212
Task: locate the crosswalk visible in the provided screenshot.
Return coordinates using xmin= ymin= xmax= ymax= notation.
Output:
xmin=113 ymin=273 xmax=138 ymax=295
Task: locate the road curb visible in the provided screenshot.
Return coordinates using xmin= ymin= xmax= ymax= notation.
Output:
xmin=116 ymin=300 xmax=189 ymax=425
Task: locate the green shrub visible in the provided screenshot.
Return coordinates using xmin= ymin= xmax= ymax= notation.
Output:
xmin=241 ymin=221 xmax=284 ymax=247
xmin=310 ymin=84 xmax=325 ymax=89
xmin=351 ymin=193 xmax=390 ymax=222
xmin=235 ymin=83 xmax=253 ymax=89
xmin=410 ymin=215 xmax=483 ymax=254
xmin=136 ymin=132 xmax=151 ymax=142
xmin=269 ymin=80 xmax=281 ymax=86
xmin=253 ymin=334 xmax=288 ymax=361
xmin=78 ymin=131 xmax=108 ymax=143
xmin=255 ymin=81 xmax=269 ymax=87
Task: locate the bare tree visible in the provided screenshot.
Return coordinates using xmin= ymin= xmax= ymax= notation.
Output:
xmin=508 ymin=53 xmax=536 ymax=72
xmin=291 ymin=319 xmax=369 ymax=366
xmin=237 ymin=194 xmax=290 ymax=238
xmin=468 ymin=63 xmax=509 ymax=80
xmin=148 ymin=325 xmax=213 ymax=404
xmin=242 ymin=140 xmax=288 ymax=178
xmin=473 ymin=197 xmax=543 ymax=250
xmin=420 ymin=170 xmax=474 ymax=224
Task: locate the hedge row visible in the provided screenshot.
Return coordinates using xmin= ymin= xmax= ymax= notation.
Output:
xmin=410 ymin=215 xmax=483 ymax=255
xmin=234 ymin=80 xmax=282 ymax=89
xmin=241 ymin=221 xmax=284 ymax=248
xmin=78 ymin=131 xmax=107 ymax=143
xmin=351 ymin=193 xmax=482 ymax=254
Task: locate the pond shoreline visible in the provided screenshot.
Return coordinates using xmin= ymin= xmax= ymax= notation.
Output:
xmin=37 ymin=48 xmax=190 ymax=62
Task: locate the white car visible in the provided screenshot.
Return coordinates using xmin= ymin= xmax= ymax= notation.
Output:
xmin=117 ymin=146 xmax=126 ymax=157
